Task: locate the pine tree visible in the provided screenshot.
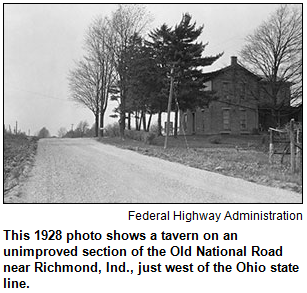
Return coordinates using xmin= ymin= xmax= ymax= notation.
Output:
xmin=127 ymin=34 xmax=165 ymax=132
xmin=148 ymin=14 xmax=222 ymax=137
xmin=170 ymin=13 xmax=222 ymax=136
xmin=146 ymin=24 xmax=173 ymax=135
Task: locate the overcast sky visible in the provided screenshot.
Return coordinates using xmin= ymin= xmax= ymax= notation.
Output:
xmin=4 ymin=3 xmax=282 ymax=136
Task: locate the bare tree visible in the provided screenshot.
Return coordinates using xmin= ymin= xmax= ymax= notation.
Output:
xmin=69 ymin=16 xmax=116 ymax=137
xmin=240 ymin=4 xmax=302 ymax=124
xmin=68 ymin=58 xmax=101 ymax=136
xmin=75 ymin=121 xmax=89 ymax=137
xmin=107 ymin=4 xmax=153 ymax=138
xmin=85 ymin=17 xmax=116 ymax=137
xmin=57 ymin=127 xmax=67 ymax=138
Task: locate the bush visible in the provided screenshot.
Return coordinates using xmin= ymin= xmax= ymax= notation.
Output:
xmin=150 ymin=123 xmax=161 ymax=135
xmin=125 ymin=129 xmax=157 ymax=145
xmin=37 ymin=127 xmax=50 ymax=139
xmin=209 ymin=135 xmax=222 ymax=144
xmin=104 ymin=124 xmax=157 ymax=144
xmin=4 ymin=132 xmax=28 ymax=140
xmin=125 ymin=129 xmax=140 ymax=141
xmin=105 ymin=123 xmax=120 ymax=137
xmin=145 ymin=132 xmax=157 ymax=145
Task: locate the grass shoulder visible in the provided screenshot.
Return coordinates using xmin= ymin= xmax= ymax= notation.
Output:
xmin=4 ymin=133 xmax=38 ymax=199
xmin=98 ymin=134 xmax=301 ymax=194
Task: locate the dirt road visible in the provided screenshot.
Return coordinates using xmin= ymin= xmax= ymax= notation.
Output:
xmin=7 ymin=138 xmax=302 ymax=203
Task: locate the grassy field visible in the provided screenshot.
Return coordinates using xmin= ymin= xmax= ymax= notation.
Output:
xmin=99 ymin=134 xmax=302 ymax=193
xmin=4 ymin=133 xmax=38 ymax=194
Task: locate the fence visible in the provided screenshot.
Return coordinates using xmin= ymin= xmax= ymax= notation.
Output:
xmin=269 ymin=119 xmax=302 ymax=173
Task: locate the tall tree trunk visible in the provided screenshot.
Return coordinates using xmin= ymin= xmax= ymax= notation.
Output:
xmin=139 ymin=111 xmax=144 ymax=131
xmin=95 ymin=112 xmax=99 ymax=137
xmin=147 ymin=113 xmax=153 ymax=132
xmin=135 ymin=111 xmax=139 ymax=130
xmin=277 ymin=110 xmax=281 ymax=128
xmin=142 ymin=111 xmax=147 ymax=131
xmin=100 ymin=109 xmax=105 ymax=137
xmin=119 ymin=95 xmax=126 ymax=138
xmin=174 ymin=109 xmax=178 ymax=138
xmin=271 ymin=108 xmax=278 ymax=128
xmin=157 ymin=111 xmax=162 ymax=136
xmin=127 ymin=112 xmax=131 ymax=130
xmin=119 ymin=114 xmax=124 ymax=137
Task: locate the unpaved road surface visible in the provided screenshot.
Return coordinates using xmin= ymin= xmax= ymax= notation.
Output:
xmin=6 ymin=138 xmax=302 ymax=203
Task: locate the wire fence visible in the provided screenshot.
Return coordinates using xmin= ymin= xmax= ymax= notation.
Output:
xmin=269 ymin=119 xmax=302 ymax=173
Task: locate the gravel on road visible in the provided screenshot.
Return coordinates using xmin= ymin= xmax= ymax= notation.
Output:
xmin=5 ymin=138 xmax=302 ymax=203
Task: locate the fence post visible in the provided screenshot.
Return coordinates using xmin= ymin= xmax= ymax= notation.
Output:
xmin=269 ymin=128 xmax=274 ymax=164
xmin=295 ymin=128 xmax=301 ymax=172
xmin=289 ymin=119 xmax=295 ymax=173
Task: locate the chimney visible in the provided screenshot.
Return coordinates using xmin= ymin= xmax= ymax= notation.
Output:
xmin=231 ymin=56 xmax=237 ymax=66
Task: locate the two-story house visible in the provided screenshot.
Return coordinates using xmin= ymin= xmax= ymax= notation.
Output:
xmin=179 ymin=56 xmax=292 ymax=135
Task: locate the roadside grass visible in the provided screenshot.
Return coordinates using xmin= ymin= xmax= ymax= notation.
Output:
xmin=99 ymin=134 xmax=302 ymax=193
xmin=4 ymin=133 xmax=38 ymax=194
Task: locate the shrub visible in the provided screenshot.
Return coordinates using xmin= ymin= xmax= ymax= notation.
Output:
xmin=105 ymin=123 xmax=120 ymax=137
xmin=150 ymin=123 xmax=161 ymax=135
xmin=145 ymin=132 xmax=157 ymax=145
xmin=209 ymin=135 xmax=222 ymax=144
xmin=104 ymin=124 xmax=157 ymax=144
xmin=4 ymin=132 xmax=28 ymax=140
xmin=125 ymin=129 xmax=157 ymax=145
xmin=37 ymin=127 xmax=50 ymax=139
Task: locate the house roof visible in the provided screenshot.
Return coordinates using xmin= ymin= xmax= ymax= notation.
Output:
xmin=203 ymin=56 xmax=292 ymax=86
xmin=202 ymin=61 xmax=261 ymax=82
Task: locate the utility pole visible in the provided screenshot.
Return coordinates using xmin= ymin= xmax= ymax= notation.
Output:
xmin=164 ymin=66 xmax=175 ymax=149
xmin=71 ymin=124 xmax=74 ymax=131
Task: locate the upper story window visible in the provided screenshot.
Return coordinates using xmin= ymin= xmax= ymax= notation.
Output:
xmin=222 ymin=81 xmax=229 ymax=93
xmin=240 ymin=83 xmax=246 ymax=96
xmin=203 ymin=81 xmax=212 ymax=91
xmin=239 ymin=83 xmax=247 ymax=103
xmin=222 ymin=81 xmax=231 ymax=101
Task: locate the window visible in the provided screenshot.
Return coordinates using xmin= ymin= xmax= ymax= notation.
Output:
xmin=240 ymin=83 xmax=246 ymax=101
xmin=222 ymin=81 xmax=229 ymax=92
xmin=240 ymin=109 xmax=247 ymax=130
xmin=223 ymin=109 xmax=230 ymax=130
xmin=203 ymin=81 xmax=212 ymax=91
xmin=241 ymin=83 xmax=246 ymax=95
xmin=222 ymin=81 xmax=230 ymax=101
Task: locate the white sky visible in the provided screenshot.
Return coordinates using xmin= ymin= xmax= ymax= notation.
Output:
xmin=4 ymin=3 xmax=283 ymax=136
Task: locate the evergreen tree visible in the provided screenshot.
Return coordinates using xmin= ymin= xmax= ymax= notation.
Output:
xmin=107 ymin=4 xmax=152 ymax=138
xmin=170 ymin=13 xmax=222 ymax=136
xmin=37 ymin=127 xmax=50 ymax=139
xmin=126 ymin=34 xmax=164 ymax=131
xmin=146 ymin=24 xmax=173 ymax=135
xmin=148 ymin=14 xmax=222 ymax=136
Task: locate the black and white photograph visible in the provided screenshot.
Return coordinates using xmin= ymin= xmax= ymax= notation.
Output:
xmin=1 ymin=3 xmax=305 ymax=293
xmin=3 ymin=3 xmax=302 ymax=203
